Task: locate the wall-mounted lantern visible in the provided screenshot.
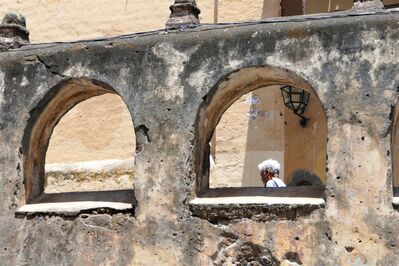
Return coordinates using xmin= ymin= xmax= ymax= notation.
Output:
xmin=280 ymin=85 xmax=310 ymax=127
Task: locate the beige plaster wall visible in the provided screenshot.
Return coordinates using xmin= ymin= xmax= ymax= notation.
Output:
xmin=0 ymin=0 xmax=215 ymax=43
xmin=384 ymin=0 xmax=399 ymax=5
xmin=304 ymin=0 xmax=353 ymax=14
xmin=241 ymin=87 xmax=285 ymax=187
xmin=217 ymin=0 xmax=281 ymax=22
xmin=45 ymin=93 xmax=135 ymax=192
xmin=283 ymin=90 xmax=327 ymax=183
xmin=46 ymin=94 xmax=135 ymax=164
xmin=210 ymin=87 xmax=285 ymax=188
xmin=211 ymin=94 xmax=250 ymax=187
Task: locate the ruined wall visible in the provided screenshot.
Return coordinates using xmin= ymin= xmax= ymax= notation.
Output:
xmin=0 ymin=0 xmax=288 ymax=191
xmin=1 ymin=9 xmax=399 ymax=265
xmin=0 ymin=1 xmax=355 ymax=188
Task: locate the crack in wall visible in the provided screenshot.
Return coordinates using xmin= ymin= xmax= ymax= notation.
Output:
xmin=36 ymin=55 xmax=67 ymax=78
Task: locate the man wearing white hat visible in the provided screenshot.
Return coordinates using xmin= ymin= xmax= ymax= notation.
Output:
xmin=258 ymin=159 xmax=286 ymax=188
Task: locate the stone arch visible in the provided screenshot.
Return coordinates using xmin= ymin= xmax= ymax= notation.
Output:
xmin=22 ymin=77 xmax=136 ymax=203
xmin=195 ymin=66 xmax=327 ymax=195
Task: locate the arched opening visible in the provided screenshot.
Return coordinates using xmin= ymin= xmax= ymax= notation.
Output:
xmin=45 ymin=93 xmax=135 ymax=193
xmin=21 ymin=78 xmax=136 ymax=212
xmin=196 ymin=67 xmax=327 ymax=198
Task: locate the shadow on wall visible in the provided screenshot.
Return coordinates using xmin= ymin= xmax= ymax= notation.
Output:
xmin=287 ymin=169 xmax=324 ymax=186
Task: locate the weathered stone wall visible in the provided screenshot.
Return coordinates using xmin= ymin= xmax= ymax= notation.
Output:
xmin=0 ymin=0 xmax=375 ymax=190
xmin=2 ymin=0 xmax=398 ymax=191
xmin=1 ymin=9 xmax=399 ymax=266
xmin=0 ymin=0 xmax=288 ymax=191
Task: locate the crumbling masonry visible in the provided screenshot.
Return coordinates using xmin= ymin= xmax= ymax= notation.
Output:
xmin=1 ymin=1 xmax=399 ymax=265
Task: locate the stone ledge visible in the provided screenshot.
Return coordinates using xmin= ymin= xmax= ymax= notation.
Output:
xmin=16 ymin=201 xmax=134 ymax=216
xmin=15 ymin=190 xmax=136 ymax=216
xmin=199 ymin=186 xmax=325 ymax=198
xmin=189 ymin=197 xmax=325 ymax=223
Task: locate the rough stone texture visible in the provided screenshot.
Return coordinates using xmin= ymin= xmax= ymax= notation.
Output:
xmin=190 ymin=201 xmax=325 ymax=224
xmin=1 ymin=9 xmax=399 ymax=266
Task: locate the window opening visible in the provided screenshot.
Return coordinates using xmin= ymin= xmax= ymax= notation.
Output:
xmin=45 ymin=93 xmax=135 ymax=193
xmin=18 ymin=78 xmax=136 ymax=215
xmin=209 ymin=85 xmax=326 ymax=190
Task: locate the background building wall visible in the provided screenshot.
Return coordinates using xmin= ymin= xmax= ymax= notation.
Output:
xmin=305 ymin=0 xmax=353 ymax=13
xmin=46 ymin=94 xmax=135 ymax=163
xmin=0 ymin=0 xmax=213 ymax=43
xmin=241 ymin=87 xmax=285 ymax=187
xmin=217 ymin=0 xmax=281 ymax=22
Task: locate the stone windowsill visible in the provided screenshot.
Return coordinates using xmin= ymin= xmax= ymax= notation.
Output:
xmin=189 ymin=196 xmax=325 ymax=223
xmin=199 ymin=186 xmax=325 ymax=198
xmin=16 ymin=189 xmax=136 ymax=216
xmin=190 ymin=196 xmax=325 ymax=205
xmin=190 ymin=186 xmax=325 ymax=223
